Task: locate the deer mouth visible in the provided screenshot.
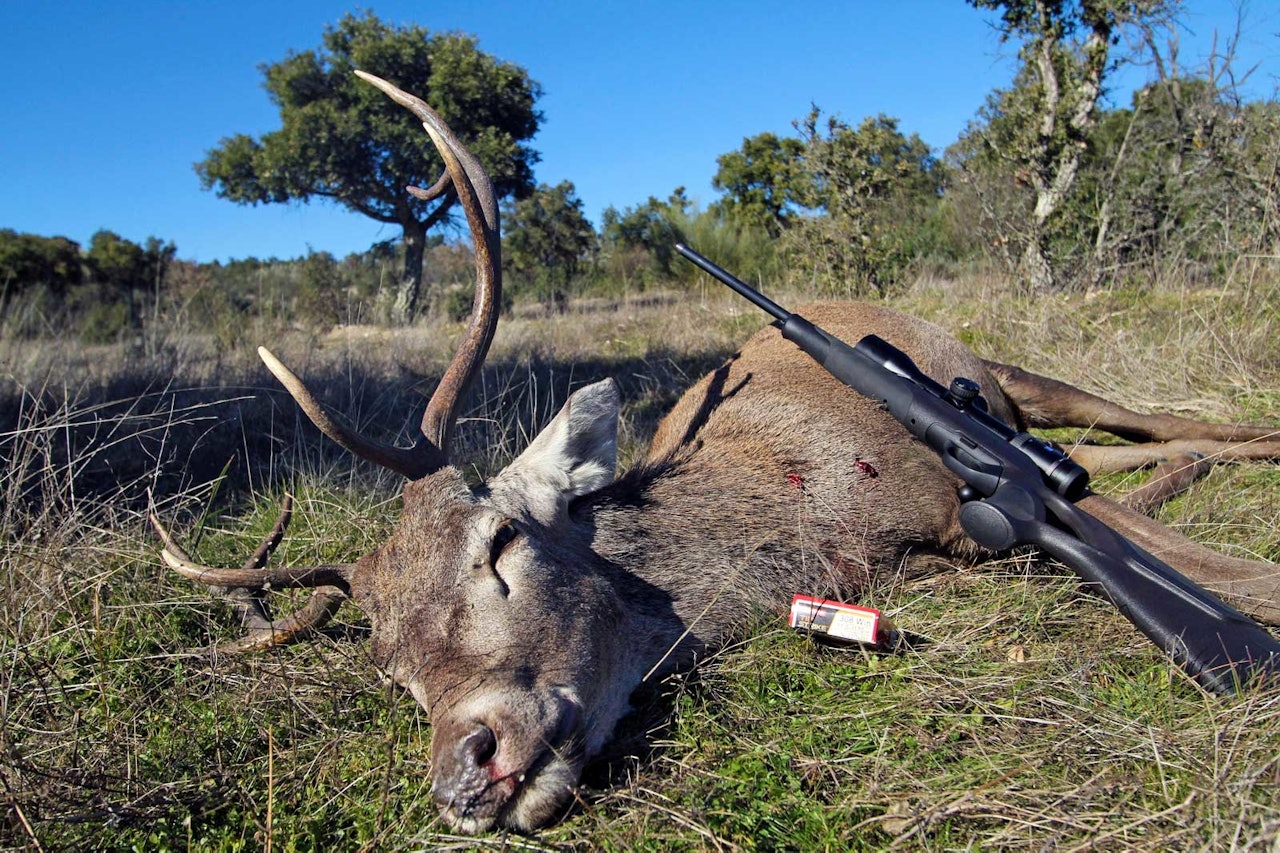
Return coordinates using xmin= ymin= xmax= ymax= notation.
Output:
xmin=437 ymin=742 xmax=583 ymax=833
xmin=433 ymin=691 xmax=585 ymax=833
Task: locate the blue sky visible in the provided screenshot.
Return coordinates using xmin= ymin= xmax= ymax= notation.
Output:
xmin=2 ymin=1 xmax=1275 ymax=263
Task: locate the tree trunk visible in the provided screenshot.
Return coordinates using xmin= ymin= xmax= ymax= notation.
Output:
xmin=392 ymin=220 xmax=427 ymax=324
xmin=1018 ymin=0 xmax=1114 ymax=291
xmin=1022 ymin=234 xmax=1055 ymax=291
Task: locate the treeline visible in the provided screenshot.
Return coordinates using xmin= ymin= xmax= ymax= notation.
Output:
xmin=0 ymin=229 xmax=176 ymax=343
xmin=952 ymin=74 xmax=1280 ymax=290
xmin=505 ymin=69 xmax=1279 ymax=301
xmin=4 ymin=64 xmax=1276 ymax=347
xmin=4 ymin=6 xmax=1278 ymax=345
xmin=0 ymin=230 xmax=429 ymax=346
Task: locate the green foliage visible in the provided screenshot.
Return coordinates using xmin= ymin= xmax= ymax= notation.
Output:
xmin=196 ymin=12 xmax=540 ymax=213
xmin=0 ymin=229 xmax=177 ymax=343
xmin=79 ymin=231 xmax=177 ymax=342
xmin=711 ymin=132 xmax=811 ymax=235
xmin=178 ymin=268 xmax=252 ymax=354
xmin=75 ymin=297 xmax=132 ymax=345
xmin=294 ymin=251 xmax=343 ymax=329
xmin=967 ymin=0 xmax=1157 ymax=41
xmin=1076 ymin=78 xmax=1280 ymax=281
xmin=599 ymin=188 xmax=691 ymax=284
xmin=959 ymin=0 xmax=1173 ymax=289
xmin=704 ymin=108 xmax=963 ymax=295
xmin=502 ymin=181 xmax=595 ymax=306
xmin=195 ymin=11 xmax=542 ymax=321
xmin=676 ymin=207 xmax=784 ymax=291
xmin=86 ymin=230 xmax=174 ymax=292
xmin=159 ymin=241 xmax=438 ymax=345
xmin=946 ymin=70 xmax=1041 ymax=266
xmin=0 ymin=228 xmax=82 ymax=302
xmin=801 ymin=112 xmax=940 ymax=216
xmin=952 ymin=60 xmax=1280 ymax=290
xmin=783 ymin=110 xmax=946 ymax=294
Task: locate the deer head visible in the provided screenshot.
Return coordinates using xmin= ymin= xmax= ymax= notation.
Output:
xmin=155 ymin=72 xmax=646 ymax=832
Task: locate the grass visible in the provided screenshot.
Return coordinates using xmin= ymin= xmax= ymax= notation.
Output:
xmin=3 ymin=267 xmax=1280 ymax=850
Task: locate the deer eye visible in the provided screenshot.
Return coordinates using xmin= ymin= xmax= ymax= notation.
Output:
xmin=488 ymin=519 xmax=520 ymax=581
xmin=485 ymin=520 xmax=520 ymax=597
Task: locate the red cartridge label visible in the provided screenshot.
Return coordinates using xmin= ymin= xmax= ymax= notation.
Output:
xmin=789 ymin=594 xmax=883 ymax=645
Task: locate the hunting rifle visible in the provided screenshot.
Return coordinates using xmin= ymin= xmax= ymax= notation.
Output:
xmin=676 ymin=242 xmax=1280 ymax=696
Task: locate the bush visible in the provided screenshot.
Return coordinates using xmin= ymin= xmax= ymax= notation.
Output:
xmin=295 ymin=251 xmax=342 ymax=329
xmin=77 ymin=299 xmax=132 ymax=345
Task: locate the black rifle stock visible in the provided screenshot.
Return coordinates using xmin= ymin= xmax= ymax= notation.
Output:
xmin=676 ymin=242 xmax=1280 ymax=695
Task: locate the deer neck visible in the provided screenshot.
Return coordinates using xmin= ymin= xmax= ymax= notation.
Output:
xmin=579 ymin=458 xmax=803 ymax=682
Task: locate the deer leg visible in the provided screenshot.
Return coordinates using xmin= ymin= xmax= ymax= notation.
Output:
xmin=1068 ymin=439 xmax=1280 ymax=474
xmin=1077 ymin=494 xmax=1280 ymax=626
xmin=1117 ymin=452 xmax=1213 ymax=515
xmin=985 ymin=361 xmax=1280 ymax=444
xmin=983 ymin=365 xmax=1280 ymax=622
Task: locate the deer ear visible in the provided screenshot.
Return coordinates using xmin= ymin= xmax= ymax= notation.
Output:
xmin=490 ymin=379 xmax=620 ymax=522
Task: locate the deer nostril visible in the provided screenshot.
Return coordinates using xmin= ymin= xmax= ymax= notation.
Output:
xmin=462 ymin=723 xmax=498 ymax=768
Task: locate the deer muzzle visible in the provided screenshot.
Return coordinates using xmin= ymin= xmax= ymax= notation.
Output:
xmin=429 ymin=688 xmax=585 ymax=832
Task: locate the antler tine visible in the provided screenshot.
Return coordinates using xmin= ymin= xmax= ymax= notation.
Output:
xmin=150 ymin=495 xmax=354 ymax=653
xmin=159 ymin=547 xmax=353 ymax=593
xmin=354 ymin=69 xmax=502 ymax=456
xmin=257 ymin=347 xmax=442 ymax=480
xmin=407 ymin=169 xmax=452 ymax=203
xmin=354 ymin=70 xmax=500 ymax=234
xmin=242 ymin=490 xmax=292 ymax=570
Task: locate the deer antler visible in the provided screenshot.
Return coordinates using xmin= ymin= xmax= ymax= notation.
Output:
xmin=257 ymin=70 xmax=503 ymax=480
xmin=151 ymin=495 xmax=353 ymax=653
xmin=160 ymin=74 xmax=502 ymax=651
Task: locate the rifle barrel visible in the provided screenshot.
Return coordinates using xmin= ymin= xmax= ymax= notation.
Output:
xmin=675 ymin=243 xmax=791 ymax=323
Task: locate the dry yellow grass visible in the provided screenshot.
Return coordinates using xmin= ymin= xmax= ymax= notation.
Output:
xmin=2 ymin=263 xmax=1279 ymax=849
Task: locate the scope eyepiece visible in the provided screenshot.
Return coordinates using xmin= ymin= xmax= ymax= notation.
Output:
xmin=1009 ymin=433 xmax=1089 ymax=500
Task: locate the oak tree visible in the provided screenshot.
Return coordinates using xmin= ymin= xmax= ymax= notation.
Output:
xmin=196 ymin=12 xmax=541 ymax=322
xmin=711 ymin=132 xmax=811 ymax=235
xmin=966 ymin=0 xmax=1172 ymax=289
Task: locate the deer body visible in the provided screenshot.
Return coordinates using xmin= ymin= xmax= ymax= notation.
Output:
xmin=593 ymin=301 xmax=1005 ymax=653
xmin=157 ymin=73 xmax=1280 ymax=835
xmin=345 ymin=300 xmax=1280 ymax=832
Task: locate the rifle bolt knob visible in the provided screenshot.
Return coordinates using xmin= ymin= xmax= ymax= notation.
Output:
xmin=949 ymin=377 xmax=982 ymax=408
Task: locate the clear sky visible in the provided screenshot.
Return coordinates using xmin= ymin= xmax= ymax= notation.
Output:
xmin=2 ymin=1 xmax=1275 ymax=263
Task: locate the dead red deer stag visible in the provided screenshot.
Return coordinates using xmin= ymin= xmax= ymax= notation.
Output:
xmin=154 ymin=71 xmax=1280 ymax=833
